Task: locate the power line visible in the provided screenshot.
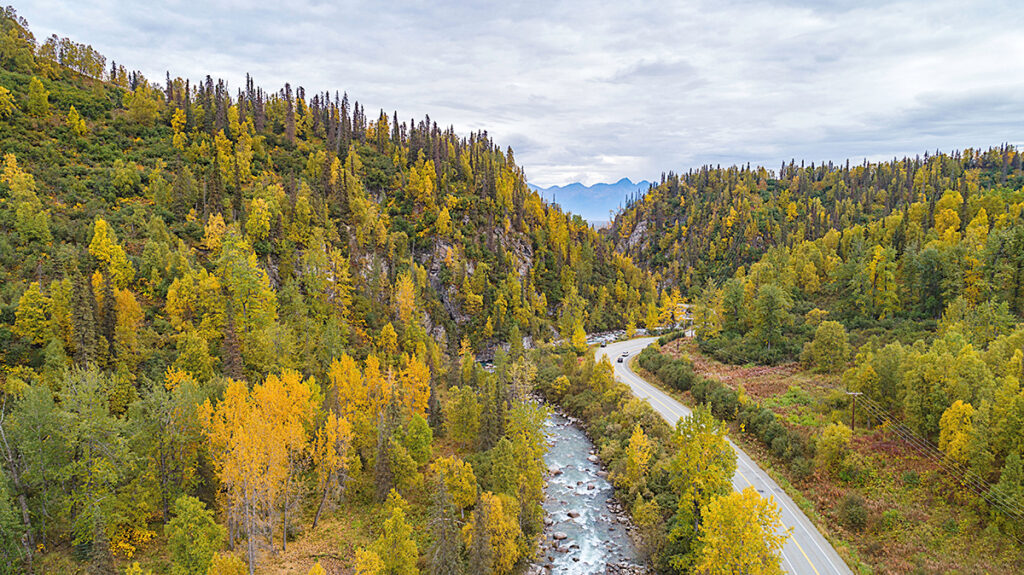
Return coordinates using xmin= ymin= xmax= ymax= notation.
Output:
xmin=852 ymin=395 xmax=1024 ymax=526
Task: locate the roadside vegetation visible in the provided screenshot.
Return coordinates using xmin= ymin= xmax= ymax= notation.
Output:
xmin=533 ymin=346 xmax=788 ymax=574
xmin=637 ymin=338 xmax=1024 ymax=574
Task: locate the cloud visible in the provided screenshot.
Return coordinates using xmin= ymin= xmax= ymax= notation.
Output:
xmin=14 ymin=0 xmax=1024 ymax=188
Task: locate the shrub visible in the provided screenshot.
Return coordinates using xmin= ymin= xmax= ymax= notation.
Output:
xmin=816 ymin=422 xmax=852 ymax=471
xmin=839 ymin=493 xmax=867 ymax=532
xmin=878 ymin=509 xmax=901 ymax=531
xmin=790 ymin=456 xmax=813 ymax=481
xmin=709 ymin=385 xmax=739 ymax=420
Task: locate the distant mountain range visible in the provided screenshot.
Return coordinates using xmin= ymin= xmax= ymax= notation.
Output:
xmin=528 ymin=178 xmax=652 ymax=225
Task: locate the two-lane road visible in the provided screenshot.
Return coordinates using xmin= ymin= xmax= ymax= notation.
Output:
xmin=599 ymin=338 xmax=852 ymax=575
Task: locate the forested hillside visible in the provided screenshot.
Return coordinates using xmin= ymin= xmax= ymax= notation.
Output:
xmin=0 ymin=7 xmax=656 ymax=574
xmin=610 ymin=144 xmax=1024 ymax=565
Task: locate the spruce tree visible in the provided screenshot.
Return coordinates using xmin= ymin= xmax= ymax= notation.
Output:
xmin=100 ymin=273 xmax=116 ymax=358
xmin=428 ymin=478 xmax=463 ymax=575
xmin=72 ymin=271 xmax=97 ymax=366
xmin=467 ymin=490 xmax=492 ymax=575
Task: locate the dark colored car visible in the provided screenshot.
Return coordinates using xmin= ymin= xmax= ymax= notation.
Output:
xmin=617 ymin=357 xmax=623 ymax=363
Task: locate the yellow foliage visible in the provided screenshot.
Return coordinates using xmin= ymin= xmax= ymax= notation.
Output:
xmin=111 ymin=525 xmax=156 ymax=559
xmin=430 ymin=456 xmax=478 ymax=509
xmin=354 ymin=548 xmax=384 ymax=575
xmin=89 ymin=218 xmax=135 ymax=287
xmin=462 ymin=492 xmax=523 ymax=575
xmin=696 ymin=487 xmax=789 ymax=575
xmin=394 ymin=272 xmax=417 ymax=324
xmin=621 ymin=424 xmax=651 ymax=491
xmin=204 ymin=213 xmax=227 ymax=252
xmin=206 ymin=552 xmax=247 ymax=575
xmin=398 ymin=354 xmax=431 ymax=419
xmin=939 ymin=400 xmax=975 ymax=464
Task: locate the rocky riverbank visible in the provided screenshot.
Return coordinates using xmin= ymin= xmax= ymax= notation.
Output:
xmin=530 ymin=410 xmax=649 ymax=575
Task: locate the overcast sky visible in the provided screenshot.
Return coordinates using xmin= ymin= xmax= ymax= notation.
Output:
xmin=17 ymin=1 xmax=1024 ymax=187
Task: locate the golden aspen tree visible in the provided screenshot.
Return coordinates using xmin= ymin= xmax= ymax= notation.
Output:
xmin=430 ymin=456 xmax=478 ymax=511
xmin=939 ymin=400 xmax=976 ymax=464
xmin=204 ymin=213 xmax=227 ymax=252
xmin=696 ymin=488 xmax=788 ymax=575
xmin=329 ymin=354 xmax=368 ymax=422
xmin=0 ymin=85 xmax=15 ymax=119
xmin=354 ymin=548 xmax=385 ymax=575
xmin=200 ymin=372 xmax=315 ymax=569
xmin=398 ymin=354 xmax=431 ymax=419
xmin=66 ymin=105 xmax=87 ymax=136
xmin=113 ymin=288 xmax=144 ymax=366
xmin=394 ymin=272 xmax=417 ymax=324
xmin=165 ymin=266 xmax=225 ymax=342
xmin=363 ymin=354 xmax=388 ymax=420
xmin=462 ymin=492 xmax=522 ymax=575
xmin=379 ymin=322 xmax=398 ymax=359
xmin=620 ymin=424 xmax=652 ymax=492
xmin=198 ymin=379 xmax=268 ymax=573
xmin=89 ymin=218 xmax=135 ymax=288
xmin=311 ymin=412 xmax=354 ymax=529
xmin=246 ymin=198 xmax=272 ymax=243
xmin=256 ymin=371 xmax=316 ymax=551
xmin=436 ymin=206 xmax=452 ymax=237
xmin=171 ymin=108 xmax=187 ymax=150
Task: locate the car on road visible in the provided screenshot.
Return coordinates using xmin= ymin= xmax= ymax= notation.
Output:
xmin=621 ymin=351 xmax=629 ymax=357
xmin=600 ymin=341 xmax=607 ymax=347
xmin=616 ymin=357 xmax=623 ymax=363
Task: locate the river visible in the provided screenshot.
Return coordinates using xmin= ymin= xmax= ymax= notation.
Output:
xmin=534 ymin=411 xmax=645 ymax=574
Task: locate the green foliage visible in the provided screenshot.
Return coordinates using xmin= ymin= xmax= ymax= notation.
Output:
xmin=25 ymin=76 xmax=48 ymax=116
xmin=402 ymin=414 xmax=433 ymax=466
xmin=444 ymin=386 xmax=481 ymax=447
xmin=165 ymin=495 xmax=225 ymax=575
xmin=803 ymin=320 xmax=850 ymax=373
xmin=124 ymin=83 xmax=160 ymax=126
xmin=838 ymin=493 xmax=867 ymax=532
xmin=373 ymin=490 xmax=419 ymax=575
xmin=0 ymin=478 xmax=23 ymax=574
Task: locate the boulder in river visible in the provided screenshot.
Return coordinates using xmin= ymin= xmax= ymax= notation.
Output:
xmin=567 ymin=511 xmax=580 ymax=518
xmin=553 ymin=531 xmax=568 ymax=541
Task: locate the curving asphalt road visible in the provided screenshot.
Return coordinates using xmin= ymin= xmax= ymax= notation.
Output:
xmin=599 ymin=338 xmax=853 ymax=575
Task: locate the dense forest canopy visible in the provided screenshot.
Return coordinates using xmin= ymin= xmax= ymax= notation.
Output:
xmin=608 ymin=139 xmax=1024 ymax=555
xmin=3 ymin=3 xmax=1024 ymax=574
xmin=0 ymin=6 xmax=659 ymax=574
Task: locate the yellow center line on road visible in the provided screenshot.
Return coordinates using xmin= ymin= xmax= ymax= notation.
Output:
xmin=738 ymin=470 xmax=821 ymax=575
xmin=613 ymin=343 xmax=835 ymax=575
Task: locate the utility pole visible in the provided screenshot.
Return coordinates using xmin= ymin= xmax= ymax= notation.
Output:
xmin=846 ymin=392 xmax=863 ymax=430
